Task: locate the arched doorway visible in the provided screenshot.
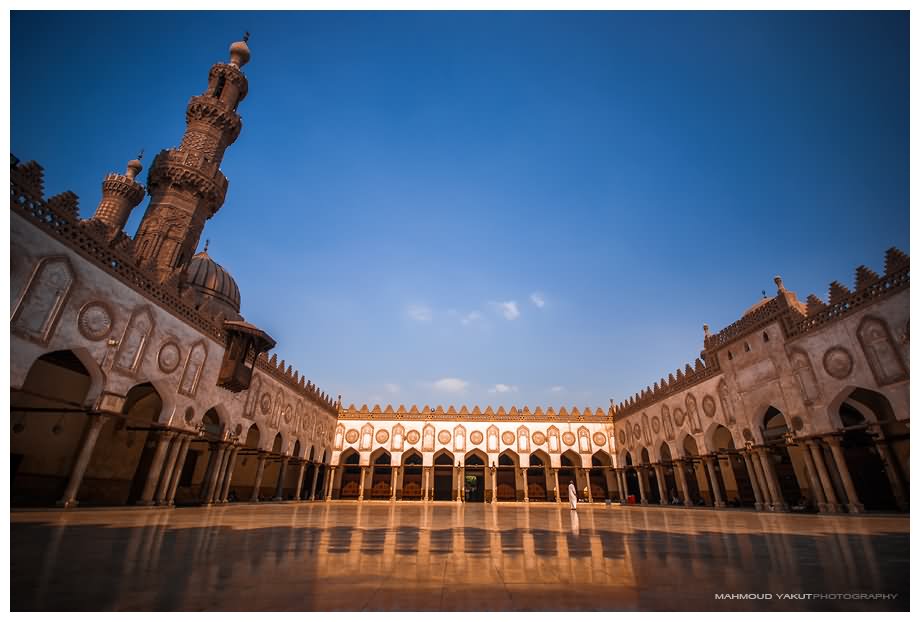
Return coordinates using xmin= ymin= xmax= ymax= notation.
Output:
xmin=640 ymin=448 xmax=660 ymax=503
xmin=681 ymin=436 xmax=703 ymax=504
xmin=370 ymin=449 xmax=392 ymax=499
xmin=527 ymin=452 xmax=548 ymax=501
xmin=496 ymin=450 xmax=519 ymax=501
xmin=433 ymin=451 xmax=455 ymax=500
xmin=560 ymin=450 xmax=581 ymax=501
xmin=401 ymin=449 xmax=423 ymax=500
xmin=122 ymin=383 xmax=167 ymax=505
xmin=622 ymin=452 xmax=640 ymax=501
xmin=710 ymin=424 xmax=754 ymax=507
xmin=339 ymin=449 xmax=361 ymax=499
xmin=836 ymin=390 xmax=903 ymax=511
xmin=589 ymin=452 xmax=611 ymax=502
xmin=11 ymin=350 xmax=95 ymax=506
xmin=762 ymin=407 xmax=806 ymax=507
xmin=464 ymin=450 xmax=487 ymax=502
xmin=659 ymin=443 xmax=679 ymax=503
xmin=232 ymin=424 xmax=261 ymax=502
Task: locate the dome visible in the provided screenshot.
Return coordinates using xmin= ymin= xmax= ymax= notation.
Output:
xmin=185 ymin=250 xmax=241 ymax=315
xmin=742 ymin=297 xmax=771 ymax=317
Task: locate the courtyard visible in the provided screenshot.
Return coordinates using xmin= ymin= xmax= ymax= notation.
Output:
xmin=10 ymin=502 xmax=909 ymax=611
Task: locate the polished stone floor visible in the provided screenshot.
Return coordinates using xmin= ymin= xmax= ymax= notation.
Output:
xmin=10 ymin=502 xmax=909 ymax=611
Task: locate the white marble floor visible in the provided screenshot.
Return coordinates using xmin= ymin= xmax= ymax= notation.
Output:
xmin=10 ymin=501 xmax=910 ymax=611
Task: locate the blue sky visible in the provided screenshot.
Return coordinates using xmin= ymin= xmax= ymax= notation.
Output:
xmin=12 ymin=11 xmax=909 ymax=410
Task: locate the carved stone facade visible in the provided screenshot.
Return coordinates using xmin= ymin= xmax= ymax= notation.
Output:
xmin=610 ymin=257 xmax=909 ymax=513
xmin=11 ymin=38 xmax=338 ymax=510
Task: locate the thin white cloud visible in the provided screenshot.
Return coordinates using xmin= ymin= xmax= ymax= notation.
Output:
xmin=488 ymin=384 xmax=518 ymax=394
xmin=493 ymin=301 xmax=520 ymax=320
xmin=407 ymin=304 xmax=432 ymax=322
xmin=384 ymin=383 xmax=400 ymax=394
xmin=432 ymin=377 xmax=469 ymax=393
xmin=460 ymin=311 xmax=482 ymax=326
xmin=550 ymin=386 xmax=564 ymax=393
xmin=530 ymin=292 xmax=546 ymax=308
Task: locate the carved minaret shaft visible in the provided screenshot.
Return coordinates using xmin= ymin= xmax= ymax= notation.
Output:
xmin=92 ymin=156 xmax=145 ymax=236
xmin=133 ymin=36 xmax=251 ymax=281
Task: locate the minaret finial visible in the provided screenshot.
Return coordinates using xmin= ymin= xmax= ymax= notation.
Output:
xmin=243 ymin=31 xmax=250 ymax=43
xmin=137 ymin=148 xmax=144 ymax=161
xmin=203 ymin=239 xmax=210 ymax=253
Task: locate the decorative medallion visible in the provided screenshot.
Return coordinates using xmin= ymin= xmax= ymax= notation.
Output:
xmin=619 ymin=430 xmax=626 ymax=445
xmin=651 ymin=416 xmax=661 ymax=433
xmin=438 ymin=430 xmax=452 ymax=444
xmin=562 ymin=431 xmax=576 ymax=446
xmin=344 ymin=429 xmax=359 ymax=444
xmin=470 ymin=430 xmax=484 ymax=445
xmin=791 ymin=416 xmax=805 ymax=431
xmin=376 ymin=429 xmax=390 ymax=443
xmin=282 ymin=405 xmax=293 ymax=424
xmin=531 ymin=431 xmax=546 ymax=445
xmin=501 ymin=431 xmax=515 ymax=445
xmin=673 ymin=408 xmax=685 ymax=426
xmin=77 ymin=302 xmax=113 ymax=341
xmin=823 ymin=346 xmax=853 ymax=380
xmin=406 ymin=430 xmax=421 ymax=444
xmin=702 ymin=395 xmax=717 ymax=418
xmin=742 ymin=428 xmax=754 ymax=441
xmin=259 ymin=393 xmax=272 ymax=416
xmin=593 ymin=432 xmax=607 ymax=446
xmin=632 ymin=423 xmax=641 ymax=439
xmin=157 ymin=341 xmax=181 ymax=374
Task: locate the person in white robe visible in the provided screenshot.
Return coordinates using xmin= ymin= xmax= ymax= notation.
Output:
xmin=568 ymin=481 xmax=578 ymax=510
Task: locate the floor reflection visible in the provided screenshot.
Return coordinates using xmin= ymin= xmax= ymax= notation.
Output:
xmin=11 ymin=503 xmax=909 ymax=611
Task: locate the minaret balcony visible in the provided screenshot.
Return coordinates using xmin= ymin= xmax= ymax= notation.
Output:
xmin=147 ymin=149 xmax=229 ymax=215
xmin=185 ymin=95 xmax=242 ymax=141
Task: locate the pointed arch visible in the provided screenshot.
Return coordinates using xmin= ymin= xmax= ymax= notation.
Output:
xmin=560 ymin=448 xmax=582 ymax=468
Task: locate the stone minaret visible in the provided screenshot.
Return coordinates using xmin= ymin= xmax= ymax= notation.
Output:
xmin=133 ymin=35 xmax=251 ymax=282
xmin=91 ymin=154 xmax=145 ymax=237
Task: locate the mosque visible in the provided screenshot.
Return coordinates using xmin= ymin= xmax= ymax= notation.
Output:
xmin=10 ymin=37 xmax=910 ymax=516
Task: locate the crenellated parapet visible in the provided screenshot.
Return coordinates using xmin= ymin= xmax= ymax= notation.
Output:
xmin=786 ymin=248 xmax=909 ymax=339
xmin=614 ymin=356 xmax=719 ymax=419
xmin=256 ymin=352 xmax=338 ymax=415
xmin=338 ymin=403 xmax=611 ymax=422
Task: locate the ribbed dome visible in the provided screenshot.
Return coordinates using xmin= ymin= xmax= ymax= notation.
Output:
xmin=185 ymin=250 xmax=241 ymax=314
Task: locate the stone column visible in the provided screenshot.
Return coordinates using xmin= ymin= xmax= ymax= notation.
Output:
xmin=209 ymin=445 xmax=233 ymax=504
xmin=636 ymin=467 xmax=648 ymax=505
xmin=219 ymin=447 xmax=240 ymax=503
xmin=57 ymin=413 xmax=109 ymax=508
xmin=491 ymin=467 xmax=498 ymax=503
xmin=293 ymin=461 xmax=306 ymax=501
xmin=798 ymin=441 xmax=829 ymax=512
xmin=741 ymin=450 xmax=765 ymax=511
xmin=357 ymin=465 xmax=367 ymax=501
xmin=273 ymin=456 xmax=289 ymax=501
xmin=250 ymin=454 xmax=268 ymax=502
xmin=165 ymin=436 xmax=192 ymax=506
xmin=155 ymin=435 xmax=182 ymax=505
xmin=868 ymin=427 xmax=908 ymax=511
xmin=198 ymin=443 xmax=220 ymax=501
xmin=823 ymin=436 xmax=864 ymax=513
xmin=309 ymin=464 xmax=320 ymax=500
xmin=205 ymin=444 xmax=228 ymax=505
xmin=324 ymin=466 xmax=336 ymax=501
xmin=615 ymin=469 xmax=626 ymax=501
xmin=138 ymin=431 xmax=175 ymax=505
xmin=807 ymin=442 xmax=840 ymax=512
xmin=552 ymin=468 xmax=561 ymax=503
xmin=391 ymin=467 xmax=399 ymax=501
xmin=675 ymin=461 xmax=693 ymax=507
xmin=522 ymin=468 xmax=529 ymax=502
xmin=584 ymin=469 xmax=593 ymax=503
xmin=755 ymin=447 xmax=788 ymax=512
xmin=422 ymin=467 xmax=430 ymax=501
xmin=654 ymin=465 xmax=668 ymax=504
xmin=703 ymin=456 xmax=725 ymax=507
